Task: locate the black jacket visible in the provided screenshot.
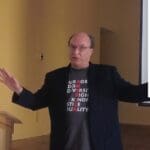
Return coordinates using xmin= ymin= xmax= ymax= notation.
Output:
xmin=12 ymin=63 xmax=148 ymax=150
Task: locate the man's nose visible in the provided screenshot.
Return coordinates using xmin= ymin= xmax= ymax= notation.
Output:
xmin=72 ymin=48 xmax=80 ymax=54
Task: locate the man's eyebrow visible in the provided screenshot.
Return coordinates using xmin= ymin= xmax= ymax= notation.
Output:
xmin=70 ymin=43 xmax=87 ymax=46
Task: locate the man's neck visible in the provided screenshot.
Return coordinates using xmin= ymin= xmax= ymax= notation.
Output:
xmin=71 ymin=63 xmax=89 ymax=70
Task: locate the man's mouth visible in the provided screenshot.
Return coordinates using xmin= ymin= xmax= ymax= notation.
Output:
xmin=71 ymin=57 xmax=78 ymax=60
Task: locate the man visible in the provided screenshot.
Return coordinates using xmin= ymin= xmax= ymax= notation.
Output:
xmin=0 ymin=32 xmax=149 ymax=150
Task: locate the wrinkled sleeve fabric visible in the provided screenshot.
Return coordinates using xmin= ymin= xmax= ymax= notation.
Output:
xmin=12 ymin=73 xmax=51 ymax=110
xmin=112 ymin=67 xmax=149 ymax=103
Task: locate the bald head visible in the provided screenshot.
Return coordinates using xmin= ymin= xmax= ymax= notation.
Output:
xmin=68 ymin=32 xmax=95 ymax=49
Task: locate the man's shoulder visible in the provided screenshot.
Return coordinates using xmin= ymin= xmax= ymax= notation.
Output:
xmin=91 ymin=64 xmax=119 ymax=79
xmin=45 ymin=63 xmax=117 ymax=77
xmin=91 ymin=63 xmax=116 ymax=71
xmin=46 ymin=66 xmax=68 ymax=78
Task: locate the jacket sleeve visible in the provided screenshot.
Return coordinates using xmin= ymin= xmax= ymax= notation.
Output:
xmin=112 ymin=67 xmax=149 ymax=103
xmin=12 ymin=73 xmax=51 ymax=110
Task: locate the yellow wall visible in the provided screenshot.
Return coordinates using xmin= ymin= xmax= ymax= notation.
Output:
xmin=0 ymin=0 xmax=51 ymax=140
xmin=0 ymin=0 xmax=149 ymax=140
xmin=0 ymin=0 xmax=100 ymax=140
xmin=99 ymin=0 xmax=150 ymax=125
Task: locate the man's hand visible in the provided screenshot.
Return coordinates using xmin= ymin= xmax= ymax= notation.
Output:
xmin=0 ymin=68 xmax=23 ymax=95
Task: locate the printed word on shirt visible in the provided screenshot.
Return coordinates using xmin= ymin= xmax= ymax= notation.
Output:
xmin=67 ymin=80 xmax=89 ymax=112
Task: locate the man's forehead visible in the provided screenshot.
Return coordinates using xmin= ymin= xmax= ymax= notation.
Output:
xmin=70 ymin=33 xmax=90 ymax=44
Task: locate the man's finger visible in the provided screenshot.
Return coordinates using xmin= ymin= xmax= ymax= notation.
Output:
xmin=0 ymin=78 xmax=4 ymax=83
xmin=1 ymin=68 xmax=12 ymax=79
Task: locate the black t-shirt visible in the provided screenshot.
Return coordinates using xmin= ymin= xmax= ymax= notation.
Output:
xmin=65 ymin=67 xmax=91 ymax=150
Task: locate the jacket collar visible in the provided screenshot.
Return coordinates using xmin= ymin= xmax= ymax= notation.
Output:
xmin=66 ymin=62 xmax=93 ymax=70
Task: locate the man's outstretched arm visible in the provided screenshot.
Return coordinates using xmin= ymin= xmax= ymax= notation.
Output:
xmin=0 ymin=68 xmax=23 ymax=95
